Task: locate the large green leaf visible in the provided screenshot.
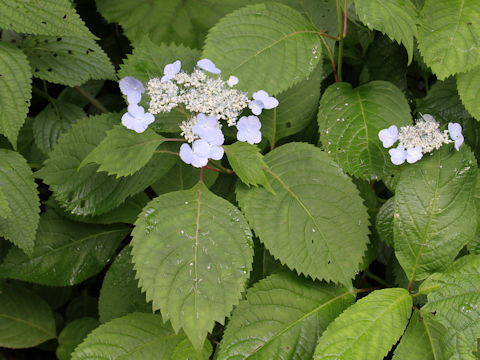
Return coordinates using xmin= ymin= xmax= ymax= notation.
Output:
xmin=132 ymin=185 xmax=254 ymax=350
xmin=457 ymin=66 xmax=480 ymax=121
xmin=36 ymin=113 xmax=177 ymax=216
xmin=22 ymin=35 xmax=115 ymax=86
xmin=72 ymin=313 xmax=211 ymax=359
xmin=314 ymin=288 xmax=412 ymax=360
xmin=0 ymin=42 xmax=32 ymax=147
xmin=0 ymin=283 xmax=56 ymax=348
xmin=318 ymin=81 xmax=412 ymax=179
xmin=0 ymin=0 xmax=94 ymax=38
xmin=0 ymin=211 xmax=129 ymax=286
xmin=236 ymin=143 xmax=369 ymax=289
xmin=0 ymin=189 xmax=12 ymax=218
xmin=354 ymin=0 xmax=417 ymax=63
xmin=56 ymin=317 xmax=100 ymax=360
xmin=96 ymin=0 xmax=260 ymax=48
xmin=394 ymin=146 xmax=478 ymax=281
xmin=420 ymin=255 xmax=480 ymax=360
xmin=417 ymin=0 xmax=480 ymax=79
xmin=261 ymin=62 xmax=322 ymax=146
xmin=99 ymin=246 xmax=152 ymax=323
xmin=202 ymin=3 xmax=321 ymax=95
xmin=224 ymin=142 xmax=272 ymax=191
xmin=80 ymin=125 xmax=165 ymax=177
xmin=392 ymin=309 xmax=445 ymax=360
xmin=0 ymin=150 xmax=39 ymax=256
xmin=376 ymin=197 xmax=394 ymax=247
xmin=216 ymin=272 xmax=354 ymax=359
xmin=33 ymin=100 xmax=86 ymax=154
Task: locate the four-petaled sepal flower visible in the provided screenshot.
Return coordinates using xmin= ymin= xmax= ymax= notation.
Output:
xmin=406 ymin=146 xmax=423 ymax=164
xmin=448 ymin=122 xmax=464 ymax=151
xmin=389 ymin=145 xmax=406 ymax=165
xmin=248 ymin=90 xmax=279 ymax=115
xmin=121 ymin=104 xmax=155 ymax=133
xmin=119 ymin=76 xmax=145 ymax=105
xmin=378 ymin=125 xmax=398 ymax=148
xmin=192 ymin=114 xmax=224 ymax=145
xmin=236 ymin=115 xmax=261 ymax=144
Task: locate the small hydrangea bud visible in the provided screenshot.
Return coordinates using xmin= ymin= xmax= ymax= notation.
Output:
xmin=121 ymin=104 xmax=155 ymax=133
xmin=378 ymin=125 xmax=398 ymax=148
xmin=237 ymin=115 xmax=262 ymax=144
xmin=389 ymin=145 xmax=406 ymax=165
xmin=197 ymin=59 xmax=221 ymax=74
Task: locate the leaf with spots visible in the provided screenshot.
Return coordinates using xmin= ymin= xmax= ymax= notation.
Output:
xmin=0 ymin=42 xmax=32 ymax=147
xmin=131 ymin=185 xmax=254 ymax=350
xmin=0 ymin=211 xmax=129 ymax=286
xmin=318 ymin=81 xmax=412 ymax=180
xmin=236 ymin=143 xmax=369 ymax=289
xmin=394 ymin=146 xmax=478 ymax=281
xmin=71 ymin=312 xmax=212 ymax=359
xmin=22 ymin=35 xmax=115 ymax=86
xmin=202 ymin=3 xmax=322 ymax=95
xmin=0 ymin=0 xmax=95 ymax=38
xmin=216 ymin=272 xmax=354 ymax=359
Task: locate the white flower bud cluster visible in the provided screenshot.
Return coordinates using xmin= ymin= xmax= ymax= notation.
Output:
xmin=147 ymin=78 xmax=181 ymax=113
xmin=398 ymin=115 xmax=452 ymax=153
xmin=179 ymin=118 xmax=197 ymax=143
xmin=147 ymin=68 xmax=249 ymax=127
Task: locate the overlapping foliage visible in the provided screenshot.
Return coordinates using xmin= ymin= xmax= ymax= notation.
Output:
xmin=0 ymin=0 xmax=479 ymax=359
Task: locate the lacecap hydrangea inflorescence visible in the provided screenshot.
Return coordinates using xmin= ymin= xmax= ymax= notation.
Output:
xmin=118 ymin=58 xmax=279 ymax=168
xmin=378 ymin=114 xmax=464 ymax=165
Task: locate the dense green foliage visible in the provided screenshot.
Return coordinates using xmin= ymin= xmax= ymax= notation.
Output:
xmin=0 ymin=0 xmax=479 ymax=359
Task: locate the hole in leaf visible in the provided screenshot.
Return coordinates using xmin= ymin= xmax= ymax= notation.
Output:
xmin=327 ymin=260 xmax=331 ymax=264
xmin=68 ymin=50 xmax=73 ymax=54
xmin=41 ymin=21 xmax=46 ymax=25
xmin=53 ymin=53 xmax=58 ymax=57
xmin=57 ymin=37 xmax=62 ymax=42
xmin=286 ymin=122 xmax=291 ymax=128
xmin=63 ymin=14 xmax=67 ymax=19
xmin=47 ymin=68 xmax=52 ymax=72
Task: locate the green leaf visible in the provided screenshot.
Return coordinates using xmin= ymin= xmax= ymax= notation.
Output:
xmin=236 ymin=143 xmax=369 ymax=289
xmin=468 ymin=176 xmax=480 ymax=253
xmin=80 ymin=125 xmax=165 ymax=177
xmin=71 ymin=312 xmax=212 ymax=359
xmin=0 ymin=42 xmax=32 ymax=147
xmin=33 ymin=101 xmax=86 ymax=154
xmin=46 ymin=192 xmax=151 ymax=225
xmin=392 ymin=309 xmax=445 ymax=360
xmin=376 ymin=197 xmax=394 ymax=247
xmin=0 ymin=189 xmax=12 ymax=219
xmin=318 ymin=81 xmax=412 ymax=179
xmin=394 ymin=146 xmax=478 ymax=281
xmin=99 ymin=246 xmax=152 ymax=323
xmin=0 ymin=150 xmax=39 ymax=256
xmin=151 ymin=159 xmax=218 ymax=195
xmin=0 ymin=283 xmax=56 ymax=348
xmin=0 ymin=0 xmax=95 ymax=38
xmin=56 ymin=317 xmax=100 ymax=360
xmin=224 ymin=142 xmax=273 ymax=192
xmin=417 ymin=0 xmax=480 ymax=79
xmin=314 ymin=288 xmax=412 ymax=360
xmin=216 ymin=272 xmax=354 ymax=359
xmin=420 ymin=254 xmax=480 ymax=360
xmin=202 ymin=3 xmax=321 ymax=95
xmin=457 ymin=66 xmax=480 ymax=121
xmin=354 ymin=0 xmax=417 ymax=63
xmin=36 ymin=113 xmax=177 ymax=216
xmin=132 ymin=185 xmax=254 ymax=350
xmin=0 ymin=211 xmax=129 ymax=286
xmin=22 ymin=35 xmax=115 ymax=86
xmin=261 ymin=62 xmax=322 ymax=146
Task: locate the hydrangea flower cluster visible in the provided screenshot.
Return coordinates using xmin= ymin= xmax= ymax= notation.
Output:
xmin=119 ymin=58 xmax=279 ymax=168
xmin=378 ymin=114 xmax=463 ymax=165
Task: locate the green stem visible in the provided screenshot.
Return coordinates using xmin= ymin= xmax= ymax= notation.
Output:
xmin=74 ymin=86 xmax=109 ymax=113
xmin=365 ymin=270 xmax=391 ymax=287
xmin=336 ymin=0 xmax=345 ymax=82
xmin=32 ymin=86 xmax=55 ymax=103
xmin=209 ymin=159 xmax=234 ymax=174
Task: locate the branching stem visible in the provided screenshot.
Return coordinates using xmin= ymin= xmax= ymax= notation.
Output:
xmin=74 ymin=86 xmax=109 ymax=113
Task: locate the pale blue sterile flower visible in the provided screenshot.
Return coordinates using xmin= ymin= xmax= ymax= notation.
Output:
xmin=161 ymin=60 xmax=181 ymax=83
xmin=119 ymin=77 xmax=145 ymax=105
xmin=197 ymin=59 xmax=221 ymax=74
xmin=192 ymin=113 xmax=224 ymax=145
xmin=248 ymin=90 xmax=279 ymax=115
xmin=406 ymin=146 xmax=423 ymax=163
xmin=378 ymin=125 xmax=398 ymax=148
xmin=448 ymin=122 xmax=464 ymax=151
xmin=227 ymin=75 xmax=239 ymax=87
xmin=180 ymin=140 xmax=211 ymax=168
xmin=121 ymin=104 xmax=155 ymax=133
xmin=389 ymin=145 xmax=407 ymax=165
xmin=237 ymin=115 xmax=262 ymax=144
